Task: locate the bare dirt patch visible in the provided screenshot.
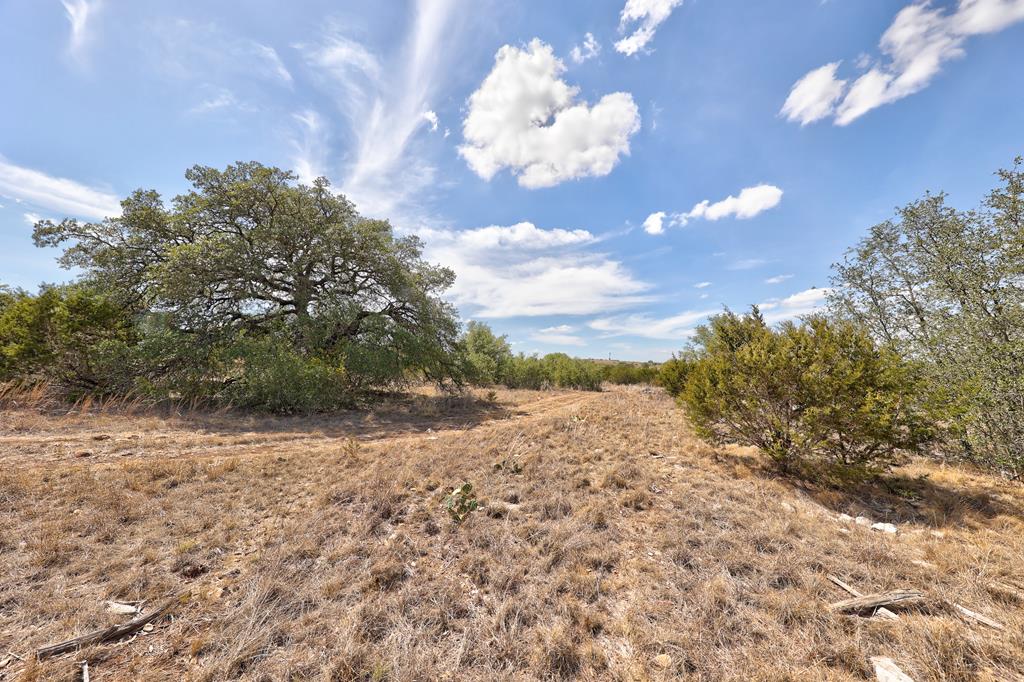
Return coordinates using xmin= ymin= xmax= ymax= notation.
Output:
xmin=1 ymin=386 xmax=1022 ymax=680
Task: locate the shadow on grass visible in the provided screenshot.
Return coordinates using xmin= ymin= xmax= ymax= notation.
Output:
xmin=170 ymin=393 xmax=514 ymax=440
xmin=713 ymin=447 xmax=1024 ymax=529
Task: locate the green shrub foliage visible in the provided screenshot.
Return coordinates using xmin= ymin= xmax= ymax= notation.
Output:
xmin=681 ymin=308 xmax=938 ymax=479
xmin=829 ymin=157 xmax=1024 ymax=478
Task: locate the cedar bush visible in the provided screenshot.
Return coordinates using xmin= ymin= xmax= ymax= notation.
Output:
xmin=682 ymin=308 xmax=940 ymax=479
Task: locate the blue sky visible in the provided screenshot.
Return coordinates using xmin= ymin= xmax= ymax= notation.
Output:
xmin=1 ymin=0 xmax=1022 ymax=360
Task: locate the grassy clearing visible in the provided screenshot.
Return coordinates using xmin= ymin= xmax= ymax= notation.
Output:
xmin=1 ymin=386 xmax=1022 ymax=680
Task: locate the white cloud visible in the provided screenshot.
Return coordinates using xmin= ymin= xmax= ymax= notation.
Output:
xmin=615 ymin=0 xmax=684 ymax=56
xmin=694 ymin=281 xmax=711 ymax=289
xmin=420 ymin=222 xmax=651 ymax=317
xmin=642 ymin=211 xmax=666 ymax=235
xmin=681 ymin=184 xmax=784 ymax=224
xmin=154 ymin=20 xmax=293 ymax=87
xmin=423 ymin=110 xmax=440 ymax=132
xmin=61 ymin=0 xmax=101 ymax=63
xmin=23 ymin=212 xmax=42 ymax=226
xmin=460 ymin=39 xmax=640 ymax=189
xmin=532 ymin=325 xmax=586 ymax=346
xmin=0 ymin=157 xmax=120 ymax=220
xmin=570 ymin=32 xmax=601 ymax=64
xmin=759 ymin=287 xmax=831 ymax=323
xmin=765 ymin=273 xmax=794 ymax=284
xmin=590 ymin=308 xmax=715 ymax=340
xmin=300 ymin=0 xmax=460 ymax=218
xmin=647 ymin=184 xmax=783 ymax=234
xmin=188 ymin=89 xmax=239 ymax=114
xmin=290 ymin=110 xmax=329 ymax=185
xmin=785 ymin=0 xmax=1024 ymax=126
xmin=728 ymin=258 xmax=767 ymax=271
xmin=780 ymin=62 xmax=847 ymax=125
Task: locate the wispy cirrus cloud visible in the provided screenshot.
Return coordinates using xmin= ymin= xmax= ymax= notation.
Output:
xmin=0 ymin=156 xmax=120 ymax=220
xmin=590 ymin=308 xmax=715 ymax=340
xmin=532 ymin=324 xmax=586 ymax=346
xmin=298 ymin=0 xmax=461 ymax=219
xmin=61 ymin=0 xmax=102 ymax=65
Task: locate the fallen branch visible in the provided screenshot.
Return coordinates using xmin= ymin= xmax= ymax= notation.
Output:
xmin=37 ymin=591 xmax=190 ymax=661
xmin=829 ymin=590 xmax=923 ymax=614
xmin=952 ymin=603 xmax=1004 ymax=630
xmin=827 ymin=575 xmax=899 ymax=621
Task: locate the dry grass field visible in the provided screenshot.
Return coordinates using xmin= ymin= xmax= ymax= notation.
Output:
xmin=1 ymin=385 xmax=1023 ymax=681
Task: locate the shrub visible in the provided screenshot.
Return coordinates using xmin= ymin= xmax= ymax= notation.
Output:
xmin=544 ymin=354 xmax=603 ymax=391
xmin=657 ymin=356 xmax=692 ymax=397
xmin=464 ymin=321 xmax=513 ymax=386
xmin=216 ymin=337 xmax=350 ymax=413
xmin=0 ymin=284 xmax=135 ymax=393
xmin=504 ymin=354 xmax=549 ymax=390
xmin=601 ymin=361 xmax=658 ymax=385
xmin=682 ymin=309 xmax=938 ymax=479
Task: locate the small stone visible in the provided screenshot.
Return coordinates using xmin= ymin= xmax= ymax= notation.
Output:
xmin=854 ymin=516 xmax=871 ymax=526
xmin=92 ymin=434 xmax=112 ymax=441
xmin=781 ymin=502 xmax=796 ymax=513
xmin=871 ymin=522 xmax=898 ymax=534
xmin=143 ymin=623 xmax=155 ymax=633
xmin=653 ymin=654 xmax=672 ymax=669
xmin=74 ymin=450 xmax=94 ymax=458
xmin=106 ymin=601 xmax=140 ymax=615
xmin=838 ymin=513 xmax=854 ymax=522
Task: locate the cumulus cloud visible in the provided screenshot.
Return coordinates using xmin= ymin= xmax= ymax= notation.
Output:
xmin=759 ymin=287 xmax=831 ymax=323
xmin=460 ymin=39 xmax=640 ymax=189
xmin=645 ymin=184 xmax=783 ymax=235
xmin=420 ymin=222 xmax=651 ymax=317
xmin=590 ymin=308 xmax=715 ymax=340
xmin=765 ymin=273 xmax=794 ymax=285
xmin=642 ymin=211 xmax=666 ymax=235
xmin=422 ymin=110 xmax=440 ymax=131
xmin=615 ymin=0 xmax=684 ymax=56
xmin=570 ymin=32 xmax=601 ymax=64
xmin=0 ymin=157 xmax=120 ymax=220
xmin=780 ymin=62 xmax=847 ymax=126
xmin=784 ymin=0 xmax=1024 ymax=126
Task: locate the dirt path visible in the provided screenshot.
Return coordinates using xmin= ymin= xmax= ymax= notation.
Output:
xmin=0 ymin=389 xmax=600 ymax=468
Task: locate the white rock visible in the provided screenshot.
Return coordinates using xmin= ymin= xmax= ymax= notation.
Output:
xmin=838 ymin=513 xmax=854 ymax=522
xmin=871 ymin=522 xmax=898 ymax=534
xmin=105 ymin=601 xmax=140 ymax=615
xmin=855 ymin=516 xmax=872 ymax=526
xmin=870 ymin=656 xmax=915 ymax=681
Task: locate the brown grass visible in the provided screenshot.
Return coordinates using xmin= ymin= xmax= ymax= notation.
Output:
xmin=1 ymin=385 xmax=1022 ymax=680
